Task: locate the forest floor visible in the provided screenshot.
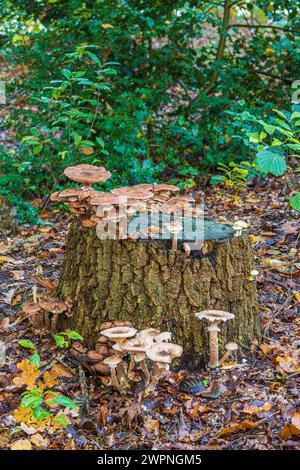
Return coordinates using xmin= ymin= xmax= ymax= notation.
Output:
xmin=0 ymin=178 xmax=299 ymax=450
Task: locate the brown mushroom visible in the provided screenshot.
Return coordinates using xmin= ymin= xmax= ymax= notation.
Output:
xmin=22 ymin=301 xmax=44 ymax=329
xmin=64 ymin=164 xmax=111 ymax=188
xmin=153 ymin=184 xmax=180 ymax=193
xmin=146 ymin=343 xmax=183 ymax=391
xmin=38 ymin=298 xmax=68 ymax=333
xmin=195 ymin=310 xmax=235 ymax=368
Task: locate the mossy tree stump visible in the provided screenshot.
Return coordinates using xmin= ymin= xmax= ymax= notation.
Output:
xmin=58 ymin=221 xmax=260 ymax=363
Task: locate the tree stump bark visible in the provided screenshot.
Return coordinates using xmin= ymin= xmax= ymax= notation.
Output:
xmin=58 ymin=221 xmax=260 ymax=363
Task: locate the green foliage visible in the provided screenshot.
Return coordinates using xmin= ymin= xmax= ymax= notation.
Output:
xmin=53 ymin=330 xmax=83 ymax=349
xmin=19 ymin=339 xmax=41 ymax=368
xmin=243 ymin=109 xmax=300 ymax=210
xmin=0 ymin=1 xmax=299 ymax=220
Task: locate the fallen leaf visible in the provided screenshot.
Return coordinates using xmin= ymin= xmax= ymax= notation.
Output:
xmin=13 ymin=359 xmax=41 ymax=390
xmin=11 ymin=438 xmax=32 ymax=450
xmin=242 ymin=402 xmax=272 ymax=414
xmin=30 ymin=433 xmax=49 ymax=449
xmin=30 ymin=275 xmax=57 ymax=291
xmin=221 ymin=420 xmax=257 ymax=435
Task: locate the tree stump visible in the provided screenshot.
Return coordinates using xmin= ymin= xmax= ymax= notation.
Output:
xmin=58 ymin=220 xmax=260 ymax=363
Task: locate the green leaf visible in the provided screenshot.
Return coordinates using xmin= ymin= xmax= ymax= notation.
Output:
xmin=65 ymin=331 xmax=83 ymax=341
xmin=29 ymin=352 xmax=41 ymax=369
xmin=272 ymin=109 xmax=290 ymax=121
xmin=290 ymin=192 xmax=300 ymax=211
xmin=18 ymin=340 xmax=36 ymax=350
xmin=256 ymin=149 xmax=287 ymax=176
xmin=53 ymin=414 xmax=70 ymax=428
xmin=32 ymin=406 xmax=51 ymax=421
xmin=53 ymin=335 xmax=69 ymax=348
xmin=50 ymin=395 xmax=79 ymax=410
xmin=22 ymin=394 xmax=43 ymax=410
xmin=210 ymin=175 xmax=226 ymax=186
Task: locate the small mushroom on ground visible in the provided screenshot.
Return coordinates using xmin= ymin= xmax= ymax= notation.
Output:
xmin=146 ymin=343 xmax=183 ymax=391
xmin=22 ymin=301 xmax=44 ymax=329
xmin=164 ymin=220 xmax=183 ymax=251
xmin=183 ymin=242 xmax=191 ymax=257
xmin=64 ymin=164 xmax=111 ymax=189
xmin=103 ymin=355 xmax=124 ymax=392
xmin=220 ymin=342 xmax=238 ymax=365
xmin=195 ymin=310 xmax=235 ymax=368
xmin=38 ymin=298 xmax=68 ymax=333
xmin=233 ymin=220 xmax=248 ymax=237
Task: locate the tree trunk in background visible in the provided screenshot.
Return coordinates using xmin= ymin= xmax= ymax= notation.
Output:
xmin=58 ymin=222 xmax=260 ymax=364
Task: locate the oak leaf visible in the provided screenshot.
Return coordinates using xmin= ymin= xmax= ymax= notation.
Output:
xmin=13 ymin=359 xmax=41 ymax=390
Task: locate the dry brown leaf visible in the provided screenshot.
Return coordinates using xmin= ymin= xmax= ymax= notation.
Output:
xmin=13 ymin=359 xmax=41 ymax=390
xmin=78 ymin=147 xmax=94 ymax=155
xmin=144 ymin=418 xmax=160 ymax=434
xmin=242 ymin=402 xmax=272 ymax=414
xmin=39 ymin=368 xmax=59 ymax=391
xmin=220 ymin=420 xmax=257 ymax=435
xmin=51 ymin=362 xmax=74 ymax=378
xmin=0 ymin=317 xmax=9 ymax=329
xmin=11 ymin=438 xmax=32 ymax=450
xmin=30 ymin=275 xmax=57 ymax=291
xmin=30 ymin=433 xmax=49 ymax=449
xmin=277 ymin=355 xmax=300 ymax=374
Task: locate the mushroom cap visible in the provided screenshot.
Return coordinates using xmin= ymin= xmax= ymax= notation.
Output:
xmin=136 ymin=328 xmax=160 ymax=341
xmin=103 ymin=355 xmax=123 ymax=368
xmin=164 ymin=220 xmax=183 ymax=234
xmin=233 ymin=220 xmax=248 ymax=229
xmin=112 ymin=186 xmax=153 ymax=200
xmin=146 ymin=342 xmax=183 ymax=363
xmin=154 ymin=332 xmax=172 ymax=343
xmin=38 ymin=299 xmax=68 ymax=314
xmin=101 ymin=326 xmax=137 ymax=341
xmin=225 ymin=342 xmax=238 ymax=352
xmin=90 ymin=193 xmax=127 ymax=205
xmin=22 ymin=301 xmax=41 ymax=314
xmin=195 ymin=310 xmax=235 ymax=323
xmin=58 ymin=188 xmax=83 ymax=199
xmin=120 ymin=338 xmax=147 ymax=353
xmin=153 ymin=184 xmax=180 ymax=193
xmin=64 ymin=164 xmax=111 ymax=185
xmin=50 ymin=191 xmax=61 ymax=202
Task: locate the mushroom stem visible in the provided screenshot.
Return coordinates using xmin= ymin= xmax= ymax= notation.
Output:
xmin=110 ymin=368 xmax=121 ymax=392
xmin=116 ymin=361 xmax=129 ymax=392
xmin=171 ymin=233 xmax=178 ymax=251
xmin=139 ymin=359 xmax=150 ymax=386
xmin=147 ymin=363 xmax=165 ymax=392
xmin=32 ymin=285 xmax=38 ymax=303
xmin=208 ymin=323 xmax=220 ymax=368
xmin=128 ymin=353 xmax=135 ymax=374
xmin=50 ymin=313 xmax=59 ymax=333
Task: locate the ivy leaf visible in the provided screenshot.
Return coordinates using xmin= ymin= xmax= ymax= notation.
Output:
xmin=290 ymin=193 xmax=300 ymax=211
xmin=256 ymin=148 xmax=287 ymax=176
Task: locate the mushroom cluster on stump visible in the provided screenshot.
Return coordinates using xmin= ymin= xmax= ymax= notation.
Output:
xmin=54 ymin=164 xmax=260 ymax=361
xmin=51 ymin=163 xmax=199 ymax=235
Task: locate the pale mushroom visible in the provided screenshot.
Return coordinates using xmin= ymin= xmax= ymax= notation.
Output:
xmin=164 ymin=220 xmax=183 ymax=250
xmin=120 ymin=338 xmax=150 ymax=385
xmin=220 ymin=342 xmax=238 ymax=365
xmin=195 ymin=310 xmax=235 ymax=368
xmin=64 ymin=164 xmax=111 ymax=188
xmin=146 ymin=343 xmax=183 ymax=391
xmin=233 ymin=220 xmax=248 ymax=237
xmin=101 ymin=326 xmax=137 ymax=344
xmin=153 ymin=184 xmax=180 ymax=193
